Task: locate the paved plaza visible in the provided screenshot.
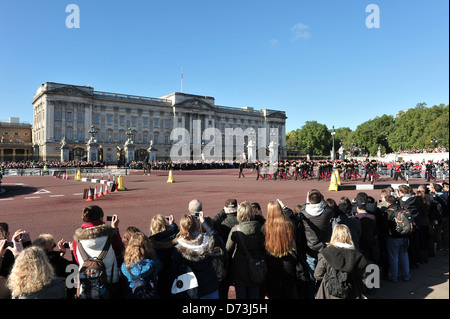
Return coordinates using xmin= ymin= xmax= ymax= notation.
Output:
xmin=1 ymin=168 xmax=448 ymax=300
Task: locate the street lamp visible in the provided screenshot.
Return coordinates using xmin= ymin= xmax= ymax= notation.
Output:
xmin=331 ymin=126 xmax=336 ymax=161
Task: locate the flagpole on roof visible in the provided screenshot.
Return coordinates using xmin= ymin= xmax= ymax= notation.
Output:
xmin=181 ymin=67 xmax=183 ymax=93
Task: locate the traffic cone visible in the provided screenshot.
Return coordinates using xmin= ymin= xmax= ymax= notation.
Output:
xmin=104 ymin=183 xmax=109 ymax=195
xmin=167 ymin=170 xmax=175 ymax=183
xmin=94 ymin=186 xmax=99 ymax=199
xmin=117 ymin=175 xmax=125 ymax=191
xmin=86 ymin=187 xmax=94 ymax=201
xmin=76 ymin=169 xmax=82 ymax=181
xmin=328 ymin=172 xmax=339 ymax=191
xmin=99 ymin=185 xmax=104 ymax=197
xmin=335 ymin=170 xmax=341 ymax=186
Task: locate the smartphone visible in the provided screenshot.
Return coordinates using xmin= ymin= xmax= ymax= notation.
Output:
xmin=63 ymin=242 xmax=70 ymax=249
xmin=194 ymin=212 xmax=200 ymax=217
xmin=165 ymin=216 xmax=170 ymax=221
xmin=106 ymin=215 xmax=113 ymax=221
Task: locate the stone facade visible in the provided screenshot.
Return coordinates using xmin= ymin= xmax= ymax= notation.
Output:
xmin=31 ymin=82 xmax=287 ymax=163
xmin=0 ymin=119 xmax=33 ymax=162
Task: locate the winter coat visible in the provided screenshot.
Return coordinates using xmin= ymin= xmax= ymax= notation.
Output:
xmin=399 ymin=194 xmax=427 ymax=227
xmin=226 ymin=221 xmax=264 ymax=286
xmin=332 ymin=214 xmax=361 ymax=250
xmin=314 ymin=243 xmax=367 ymax=299
xmin=72 ymin=224 xmax=120 ymax=285
xmin=300 ymin=201 xmax=334 ymax=258
xmin=150 ymin=223 xmax=179 ymax=266
xmin=18 ymin=277 xmax=66 ymax=299
xmin=213 ymin=209 xmax=239 ymax=243
xmin=150 ymin=223 xmax=179 ymax=299
xmin=120 ymin=258 xmax=163 ymax=298
xmin=170 ymin=231 xmax=219 ymax=298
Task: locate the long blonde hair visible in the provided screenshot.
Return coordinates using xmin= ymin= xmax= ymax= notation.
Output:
xmin=8 ymin=246 xmax=55 ymax=298
xmin=178 ymin=214 xmax=199 ymax=240
xmin=123 ymin=232 xmax=155 ymax=270
xmin=264 ymin=201 xmax=295 ymax=257
xmin=150 ymin=214 xmax=170 ymax=236
xmin=328 ymin=224 xmax=354 ymax=247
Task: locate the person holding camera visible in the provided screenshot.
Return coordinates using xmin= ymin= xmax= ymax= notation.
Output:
xmin=149 ymin=214 xmax=179 ymax=299
xmin=32 ymin=233 xmax=78 ymax=299
xmin=170 ymin=212 xmax=220 ymax=299
xmin=71 ymin=206 xmax=125 ymax=298
xmin=0 ymin=223 xmax=32 ymax=299
xmin=226 ymin=202 xmax=265 ymax=299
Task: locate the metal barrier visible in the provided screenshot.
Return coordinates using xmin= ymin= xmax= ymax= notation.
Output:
xmin=1 ymin=167 xmax=130 ymax=178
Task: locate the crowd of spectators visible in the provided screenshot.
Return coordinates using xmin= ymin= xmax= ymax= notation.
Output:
xmin=1 ymin=182 xmax=448 ymax=299
xmin=0 ymin=160 xmax=105 ymax=170
xmin=396 ymin=146 xmax=449 ymax=154
xmin=129 ymin=160 xmax=241 ymax=171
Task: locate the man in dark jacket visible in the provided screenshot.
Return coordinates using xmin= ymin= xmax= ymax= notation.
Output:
xmin=212 ymin=199 xmax=239 ymax=298
xmin=298 ymin=190 xmax=334 ymax=276
xmin=384 ymin=195 xmax=410 ymax=282
xmin=397 ymin=184 xmax=422 ymax=268
xmin=333 ymin=200 xmax=361 ymax=250
xmin=213 ymin=199 xmax=239 ymax=243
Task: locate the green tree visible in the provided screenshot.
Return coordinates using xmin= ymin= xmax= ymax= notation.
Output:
xmin=297 ymin=121 xmax=331 ymax=156
xmin=423 ymin=104 xmax=449 ymax=148
xmin=286 ymin=129 xmax=301 ymax=150
xmin=354 ymin=114 xmax=394 ymax=156
xmin=388 ymin=103 xmax=448 ymax=150
xmin=334 ymin=127 xmax=354 ymax=150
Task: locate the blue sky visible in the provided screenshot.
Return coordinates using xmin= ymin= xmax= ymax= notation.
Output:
xmin=0 ymin=0 xmax=448 ymax=133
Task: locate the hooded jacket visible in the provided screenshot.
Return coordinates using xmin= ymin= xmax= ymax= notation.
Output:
xmin=399 ymin=193 xmax=428 ymax=226
xmin=170 ymin=231 xmax=219 ymax=298
xmin=150 ymin=223 xmax=179 ymax=299
xmin=300 ymin=201 xmax=334 ymax=258
xmin=72 ymin=223 xmax=120 ymax=285
xmin=213 ymin=208 xmax=239 ymax=243
xmin=314 ymin=243 xmax=367 ymax=299
xmin=120 ymin=258 xmax=163 ymax=295
xmin=226 ymin=220 xmax=264 ymax=286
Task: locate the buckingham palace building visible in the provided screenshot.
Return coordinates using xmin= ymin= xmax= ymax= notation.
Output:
xmin=31 ymin=82 xmax=287 ymax=163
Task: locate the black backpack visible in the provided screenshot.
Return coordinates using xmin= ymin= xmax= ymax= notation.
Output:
xmin=77 ymin=236 xmax=112 ymax=299
xmin=127 ymin=270 xmax=158 ymax=299
xmin=327 ymin=268 xmax=352 ymax=298
xmin=431 ymin=195 xmax=449 ymax=220
xmin=393 ymin=209 xmax=414 ymax=236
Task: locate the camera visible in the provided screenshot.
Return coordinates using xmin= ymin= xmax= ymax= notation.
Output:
xmin=5 ymin=241 xmax=14 ymax=248
xmin=165 ymin=216 xmax=170 ymax=221
xmin=106 ymin=215 xmax=113 ymax=221
xmin=63 ymin=242 xmax=70 ymax=249
xmin=195 ymin=212 xmax=200 ymax=217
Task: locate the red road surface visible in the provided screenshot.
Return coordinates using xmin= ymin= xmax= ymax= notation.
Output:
xmin=0 ymin=169 xmax=433 ymax=244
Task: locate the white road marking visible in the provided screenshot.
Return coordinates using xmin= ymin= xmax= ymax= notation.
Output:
xmin=25 ymin=196 xmax=40 ymax=199
xmin=34 ymin=189 xmax=51 ymax=194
